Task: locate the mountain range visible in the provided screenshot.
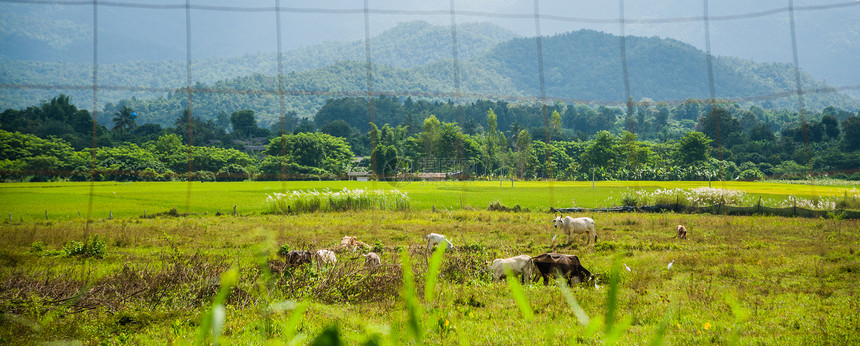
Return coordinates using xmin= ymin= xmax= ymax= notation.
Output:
xmin=1 ymin=19 xmax=858 ymax=128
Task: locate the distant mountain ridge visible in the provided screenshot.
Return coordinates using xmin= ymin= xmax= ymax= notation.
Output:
xmin=1 ymin=21 xmax=857 ymax=127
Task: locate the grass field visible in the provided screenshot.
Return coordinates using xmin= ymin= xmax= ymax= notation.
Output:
xmin=1 ymin=180 xmax=857 ymax=220
xmin=1 ymin=206 xmax=859 ymax=344
xmin=1 ymin=181 xmax=859 ymax=344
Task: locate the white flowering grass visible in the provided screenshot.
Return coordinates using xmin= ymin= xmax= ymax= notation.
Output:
xmin=266 ymin=188 xmax=410 ymax=214
xmin=763 ymin=178 xmax=860 ymax=187
xmin=780 ymin=195 xmax=836 ymax=211
xmin=619 ymin=187 xmax=750 ymax=207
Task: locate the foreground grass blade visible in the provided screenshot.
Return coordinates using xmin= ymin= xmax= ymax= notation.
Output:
xmin=424 ymin=242 xmax=447 ymax=304
xmin=605 ymin=256 xmax=621 ymax=333
xmin=196 ymin=268 xmax=238 ymax=345
xmin=648 ymin=304 xmax=675 ymax=346
xmin=555 ymin=275 xmax=589 ymax=326
xmin=400 ymin=249 xmax=424 ymax=342
xmin=504 ymin=266 xmax=534 ymax=321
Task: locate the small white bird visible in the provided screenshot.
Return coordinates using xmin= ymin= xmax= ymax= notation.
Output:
xmin=667 ymin=260 xmax=675 ymax=270
xmin=624 ymin=263 xmax=631 ymax=272
xmin=551 ymin=235 xmax=557 ymax=242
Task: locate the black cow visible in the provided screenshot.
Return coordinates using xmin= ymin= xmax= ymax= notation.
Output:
xmin=531 ymin=253 xmax=593 ymax=286
xmin=284 ymin=250 xmax=313 ymax=266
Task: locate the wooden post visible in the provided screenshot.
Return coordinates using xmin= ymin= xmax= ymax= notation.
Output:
xmin=109 ymin=211 xmax=113 ymax=220
xmin=45 ymin=210 xmax=48 ymax=220
xmin=143 ymin=209 xmax=146 ymax=217
xmin=9 ymin=213 xmax=12 ymax=222
xmin=78 ymin=211 xmax=81 ymax=218
xmin=233 ymin=205 xmax=237 ymax=216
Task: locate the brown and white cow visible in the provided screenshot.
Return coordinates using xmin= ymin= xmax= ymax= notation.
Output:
xmin=673 ymin=225 xmax=687 ymax=240
xmin=531 ymin=253 xmax=593 ymax=286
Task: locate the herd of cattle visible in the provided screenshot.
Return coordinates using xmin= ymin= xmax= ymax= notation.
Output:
xmin=279 ymin=215 xmax=689 ymax=285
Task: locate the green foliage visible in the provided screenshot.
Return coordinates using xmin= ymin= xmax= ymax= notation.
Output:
xmin=277 ymin=244 xmax=291 ymax=257
xmin=30 ymin=241 xmax=45 ymax=253
xmin=675 ymin=131 xmax=712 ymax=165
xmin=265 ymin=133 xmax=354 ymax=175
xmin=62 ymin=235 xmax=107 ymax=258
xmin=62 ymin=240 xmax=85 ymax=257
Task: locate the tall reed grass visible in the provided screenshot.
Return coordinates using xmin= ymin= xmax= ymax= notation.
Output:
xmin=266 ymin=188 xmax=410 ymax=214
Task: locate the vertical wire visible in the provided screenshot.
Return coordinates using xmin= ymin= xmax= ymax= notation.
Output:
xmin=788 ymin=0 xmax=815 ymax=198
xmin=619 ymin=0 xmax=639 ymax=189
xmin=275 ymin=0 xmax=288 ymax=191
xmin=619 ymin=0 xmax=634 ymax=133
xmin=184 ymin=0 xmax=194 ymax=214
xmin=86 ymin=0 xmax=98 ymax=230
xmin=704 ymin=0 xmax=724 ymax=180
xmin=364 ymin=0 xmax=376 ymax=186
xmin=450 ymin=0 xmax=467 ymax=202
xmin=788 ymin=0 xmax=811 ymax=169
xmin=534 ymin=0 xmax=553 ymax=203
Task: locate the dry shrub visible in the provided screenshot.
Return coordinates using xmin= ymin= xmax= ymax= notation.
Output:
xmin=0 ymin=253 xmax=233 ymax=315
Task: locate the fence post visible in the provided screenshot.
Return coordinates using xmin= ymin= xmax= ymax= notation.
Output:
xmin=45 ymin=210 xmax=48 ymax=220
xmin=9 ymin=213 xmax=11 ymax=221
xmin=233 ymin=205 xmax=237 ymax=216
xmin=757 ymin=197 xmax=761 ymax=214
xmin=109 ymin=211 xmax=113 ymax=220
xmin=143 ymin=209 xmax=146 ymax=217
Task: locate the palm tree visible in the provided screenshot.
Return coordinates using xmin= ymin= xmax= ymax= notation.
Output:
xmin=112 ymin=106 xmax=136 ymax=134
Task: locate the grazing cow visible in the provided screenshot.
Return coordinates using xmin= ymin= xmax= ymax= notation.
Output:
xmin=338 ymin=236 xmax=369 ymax=251
xmin=425 ymin=233 xmax=454 ymax=251
xmin=553 ymin=215 xmax=598 ymax=244
xmin=314 ymin=249 xmax=337 ymax=269
xmin=487 ymin=255 xmax=534 ymax=283
xmin=362 ymin=252 xmax=381 ymax=268
xmin=284 ymin=250 xmax=313 ymax=266
xmin=673 ymin=225 xmax=687 ymax=240
xmin=531 ymin=253 xmax=593 ymax=286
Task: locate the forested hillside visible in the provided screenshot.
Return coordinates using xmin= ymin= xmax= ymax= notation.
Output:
xmin=0 ymin=21 xmax=516 ymax=112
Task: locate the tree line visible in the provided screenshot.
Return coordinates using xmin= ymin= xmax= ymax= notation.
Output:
xmin=2 ymin=95 xmax=860 ymax=182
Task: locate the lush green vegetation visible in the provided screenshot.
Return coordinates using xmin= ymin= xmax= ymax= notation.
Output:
xmin=4 ymin=95 xmax=860 ymax=184
xmin=1 ymin=180 xmax=857 ymax=221
xmin=1 ymin=208 xmax=857 ymax=344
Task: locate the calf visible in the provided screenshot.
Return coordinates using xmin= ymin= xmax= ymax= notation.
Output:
xmin=488 ymin=255 xmax=534 ymax=283
xmin=425 ymin=233 xmax=454 ymax=252
xmin=553 ymin=215 xmax=598 ymax=245
xmin=673 ymin=225 xmax=687 ymax=240
xmin=531 ymin=253 xmax=593 ymax=286
xmin=362 ymin=252 xmax=381 ymax=268
xmin=338 ymin=236 xmax=369 ymax=251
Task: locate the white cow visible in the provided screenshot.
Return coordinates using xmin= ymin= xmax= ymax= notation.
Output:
xmin=488 ymin=255 xmax=534 ymax=283
xmin=314 ymin=249 xmax=337 ymax=269
xmin=425 ymin=233 xmax=454 ymax=251
xmin=553 ymin=215 xmax=598 ymax=244
xmin=362 ymin=252 xmax=381 ymax=268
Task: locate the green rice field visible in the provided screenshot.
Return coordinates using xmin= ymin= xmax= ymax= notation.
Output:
xmin=1 ymin=180 xmax=857 ymax=220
